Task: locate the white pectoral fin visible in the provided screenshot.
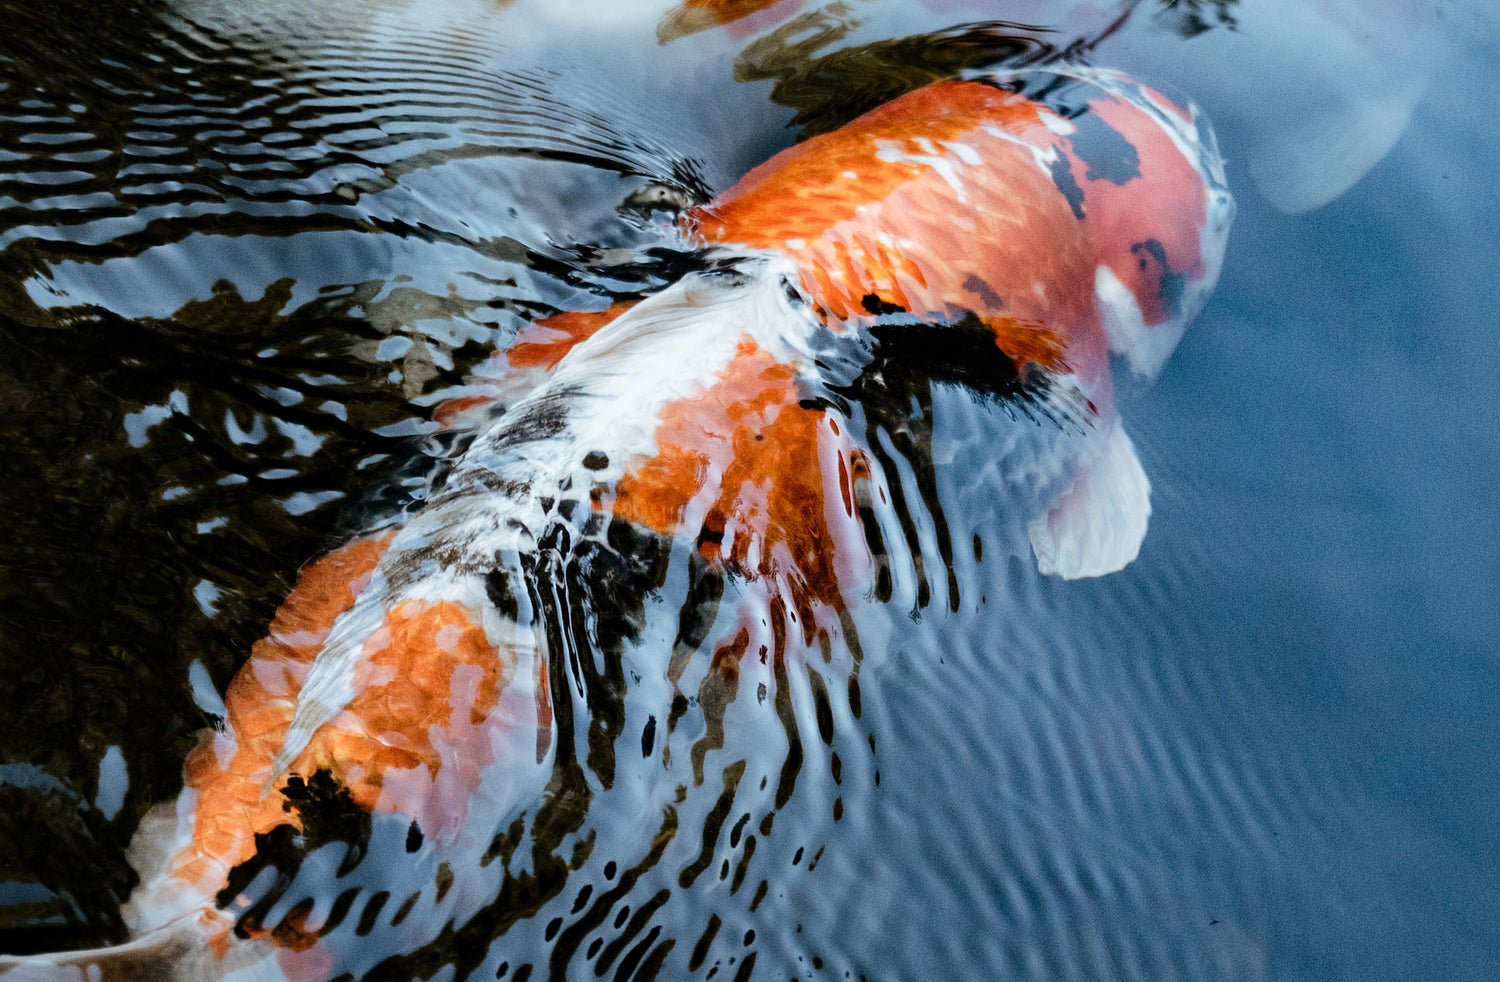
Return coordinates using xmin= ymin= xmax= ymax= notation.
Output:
xmin=1028 ymin=422 xmax=1151 ymax=580
xmin=1248 ymin=72 xmax=1429 ymax=215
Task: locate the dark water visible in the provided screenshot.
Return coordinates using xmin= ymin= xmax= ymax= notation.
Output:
xmin=1 ymin=0 xmax=1496 ymax=978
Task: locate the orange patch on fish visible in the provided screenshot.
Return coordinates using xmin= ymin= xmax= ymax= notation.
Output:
xmin=505 ymin=301 xmax=639 ymax=370
xmin=608 ymin=340 xmax=857 ymax=617
xmin=657 ymin=0 xmax=803 ymax=40
xmin=172 ymin=535 xmax=519 ymax=897
xmin=305 ymin=598 xmax=509 ymax=810
xmin=670 ymin=0 xmax=789 ymax=24
xmin=684 ymin=79 xmax=1101 ymax=376
xmin=432 ymin=393 xmax=494 ymax=429
xmin=684 ymin=80 xmax=1026 ymax=251
xmin=173 ymin=534 xmax=393 ymax=892
xmin=983 ymin=314 xmax=1070 ymax=373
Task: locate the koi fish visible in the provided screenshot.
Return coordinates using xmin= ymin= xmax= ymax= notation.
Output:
xmin=1 ymin=66 xmax=1230 ymax=980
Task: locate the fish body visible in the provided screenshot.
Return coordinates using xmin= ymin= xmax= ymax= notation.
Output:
xmin=679 ymin=67 xmax=1230 ymax=576
xmin=1 ymin=67 xmax=1229 ymax=980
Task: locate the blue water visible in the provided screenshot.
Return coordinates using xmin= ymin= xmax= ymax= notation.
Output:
xmin=1136 ymin=33 xmax=1500 ymax=971
xmin=1 ymin=0 xmax=1496 ymax=977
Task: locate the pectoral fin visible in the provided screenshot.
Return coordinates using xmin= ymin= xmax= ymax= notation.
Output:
xmin=1028 ymin=421 xmax=1151 ymax=580
xmin=1248 ymin=72 xmax=1429 ymax=215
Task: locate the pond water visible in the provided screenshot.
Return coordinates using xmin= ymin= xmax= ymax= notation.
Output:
xmin=1 ymin=0 xmax=1496 ymax=979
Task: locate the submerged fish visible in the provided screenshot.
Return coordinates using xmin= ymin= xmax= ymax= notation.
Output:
xmin=2 ymin=66 xmax=1230 ymax=979
xmin=1117 ymin=0 xmax=1439 ymax=213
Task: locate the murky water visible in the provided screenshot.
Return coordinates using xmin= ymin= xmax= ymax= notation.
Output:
xmin=2 ymin=0 xmax=1496 ymax=978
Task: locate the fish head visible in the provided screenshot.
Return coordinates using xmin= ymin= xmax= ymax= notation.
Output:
xmin=993 ymin=68 xmax=1235 ymax=381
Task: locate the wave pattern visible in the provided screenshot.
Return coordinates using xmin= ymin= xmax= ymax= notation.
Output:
xmin=0 ymin=3 xmax=707 ymax=281
xmin=813 ymin=411 xmax=1361 ymax=979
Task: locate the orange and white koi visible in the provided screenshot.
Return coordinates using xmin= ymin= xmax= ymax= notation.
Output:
xmin=1 ymin=66 xmax=1230 ymax=980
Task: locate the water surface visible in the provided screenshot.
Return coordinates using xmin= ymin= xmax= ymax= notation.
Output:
xmin=1 ymin=0 xmax=1496 ymax=977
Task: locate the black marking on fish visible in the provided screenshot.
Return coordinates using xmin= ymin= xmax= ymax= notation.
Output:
xmin=808 ymin=669 xmax=835 ymax=746
xmin=852 ymin=314 xmax=1032 ymax=406
xmin=481 ymin=815 xmax=526 ymax=872
xmin=388 ymin=891 xmax=420 ymax=927
xmin=581 ymin=450 xmax=609 ymax=471
xmin=538 ymin=521 xmax=573 ymax=559
xmin=641 ymin=715 xmax=656 ymax=758
xmin=380 ymin=544 xmax=431 ymax=591
xmin=666 ymin=549 xmax=726 ymax=739
xmin=861 ymin=293 xmax=907 ymax=315
xmin=1050 ymin=150 xmax=1087 ymax=220
xmin=469 ymin=470 xmax=534 ymax=500
xmin=828 ymin=312 xmax=1067 ymax=613
xmin=319 ymin=888 xmax=361 ymax=936
xmin=961 ymin=275 xmax=1006 ymax=311
xmin=579 ymin=509 xmax=606 ymax=540
xmin=405 ymin=821 xmax=424 ymax=853
xmin=353 ymin=891 xmax=389 ymax=936
xmin=1133 ymin=238 xmax=1185 ymax=319
xmin=486 ymin=384 xmax=582 ymax=451
xmin=689 ymin=915 xmax=723 ymax=972
xmin=486 ymin=567 xmax=523 ymax=622
xmin=1070 ymin=108 xmax=1141 ymax=185
xmin=218 ymin=770 xmax=373 ymax=933
xmin=525 ymin=515 xmax=678 ymax=791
